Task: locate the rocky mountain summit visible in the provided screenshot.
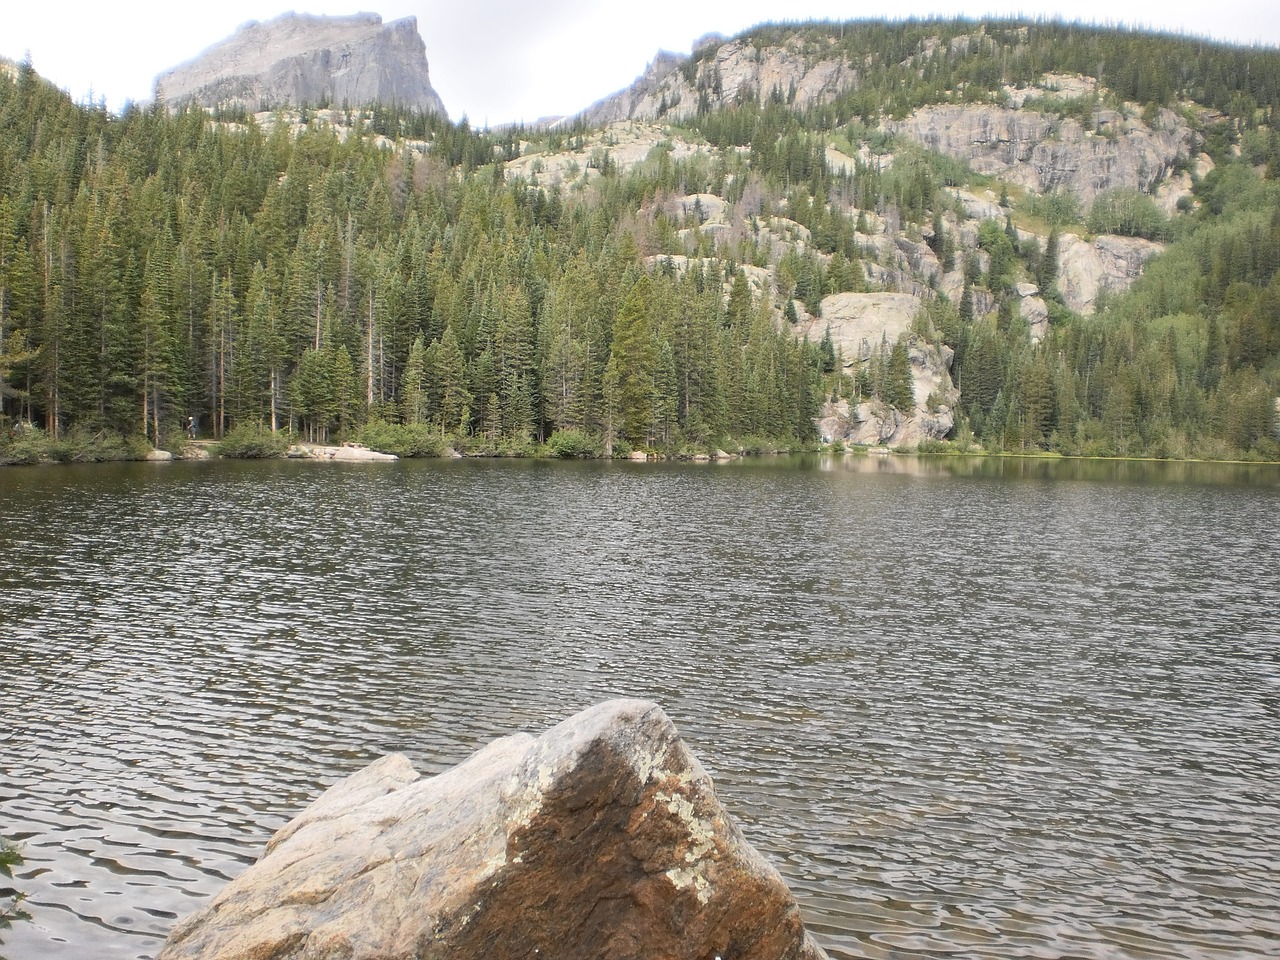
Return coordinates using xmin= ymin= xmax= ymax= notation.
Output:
xmin=155 ymin=12 xmax=446 ymax=114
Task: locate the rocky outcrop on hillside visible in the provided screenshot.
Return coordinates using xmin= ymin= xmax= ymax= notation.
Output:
xmin=505 ymin=122 xmax=710 ymax=186
xmin=158 ymin=699 xmax=827 ymax=960
xmin=819 ymin=397 xmax=956 ymax=449
xmin=923 ymin=187 xmax=1164 ymax=316
xmin=799 ymin=293 xmax=958 ymax=448
xmin=567 ymin=35 xmax=1192 ymax=205
xmin=567 ymin=36 xmax=858 ymax=129
xmin=156 ymin=13 xmax=447 ymax=115
xmin=567 ymin=51 xmax=689 ymax=128
xmin=798 ymin=293 xmax=921 ymax=362
xmin=1056 ymin=232 xmax=1164 ymax=314
xmin=886 ymin=104 xmax=1193 ymax=204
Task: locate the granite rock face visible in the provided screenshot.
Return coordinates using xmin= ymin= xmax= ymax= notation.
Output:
xmin=158 ymin=699 xmax=827 ymax=960
xmin=1056 ymin=232 xmax=1165 ymax=314
xmin=798 ymin=292 xmax=922 ymax=362
xmin=156 ymin=13 xmax=447 ymax=115
xmin=565 ymin=35 xmax=1191 ymax=205
xmin=567 ymin=35 xmax=856 ymax=130
xmin=800 ymin=292 xmax=958 ymax=448
xmin=886 ymin=105 xmax=1192 ymax=204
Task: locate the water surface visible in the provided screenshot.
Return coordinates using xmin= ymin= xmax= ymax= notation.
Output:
xmin=2 ymin=455 xmax=1278 ymax=959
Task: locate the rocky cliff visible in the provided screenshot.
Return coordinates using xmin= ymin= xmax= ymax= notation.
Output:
xmin=155 ymin=13 xmax=447 ymax=115
xmin=565 ymin=36 xmax=1192 ymax=205
xmin=886 ymin=104 xmax=1192 ymax=205
xmin=796 ymin=293 xmax=959 ymax=447
xmin=568 ymin=35 xmax=858 ymax=129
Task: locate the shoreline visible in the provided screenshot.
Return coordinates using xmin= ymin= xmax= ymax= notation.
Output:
xmin=3 ymin=440 xmax=1278 ymax=469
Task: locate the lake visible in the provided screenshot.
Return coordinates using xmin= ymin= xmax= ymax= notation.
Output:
xmin=2 ymin=454 xmax=1279 ymax=959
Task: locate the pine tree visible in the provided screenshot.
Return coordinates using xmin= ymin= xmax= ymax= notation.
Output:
xmin=0 ymin=197 xmax=39 ymax=423
xmin=1019 ymin=356 xmax=1057 ymax=447
xmin=138 ymin=256 xmax=181 ymax=444
xmin=819 ymin=324 xmax=837 ymax=373
xmin=603 ymin=277 xmax=659 ymax=448
xmin=884 ymin=338 xmax=915 ymax=411
xmin=332 ymin=345 xmax=358 ymax=439
xmin=959 ymin=282 xmax=975 ymax=324
xmin=289 ymin=347 xmax=335 ymax=441
xmin=434 ymin=324 xmax=470 ymax=434
xmin=1039 ymin=227 xmax=1060 ymax=294
xmin=402 ymin=334 xmax=427 ymax=425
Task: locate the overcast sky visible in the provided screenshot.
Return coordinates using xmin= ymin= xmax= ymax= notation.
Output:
xmin=3 ymin=1 xmax=1279 ymax=125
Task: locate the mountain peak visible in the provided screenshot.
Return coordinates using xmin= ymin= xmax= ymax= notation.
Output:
xmin=155 ymin=11 xmax=446 ymax=115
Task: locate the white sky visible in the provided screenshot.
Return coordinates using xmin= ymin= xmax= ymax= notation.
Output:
xmin=3 ymin=1 xmax=1279 ymax=126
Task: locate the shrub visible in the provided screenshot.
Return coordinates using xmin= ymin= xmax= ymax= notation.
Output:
xmin=0 ymin=425 xmax=151 ymax=464
xmin=1087 ymin=189 xmax=1170 ymax=240
xmin=546 ymin=429 xmax=602 ymax=459
xmin=1024 ymin=190 xmax=1081 ymax=228
xmin=66 ymin=428 xmax=151 ymax=462
xmin=735 ymin=435 xmax=782 ymax=455
xmin=0 ymin=424 xmax=51 ymax=465
xmin=216 ymin=423 xmax=290 ymax=459
xmin=356 ymin=420 xmax=447 ymax=458
xmin=915 ymin=438 xmax=952 ymax=453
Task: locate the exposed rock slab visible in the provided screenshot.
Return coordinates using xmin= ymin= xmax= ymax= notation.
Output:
xmin=156 ymin=13 xmax=447 ymax=115
xmin=799 ymin=292 xmax=921 ymax=363
xmin=798 ymin=293 xmax=957 ymax=448
xmin=158 ymin=699 xmax=827 ymax=960
xmin=566 ymin=37 xmax=858 ymax=129
xmin=1019 ymin=294 xmax=1050 ymax=342
xmin=818 ymin=393 xmax=955 ymax=449
xmin=564 ymin=40 xmax=1188 ymax=206
xmin=1056 ymin=232 xmax=1164 ymax=313
xmin=506 ymin=122 xmax=707 ymax=185
xmin=289 ymin=443 xmax=399 ymax=462
xmin=887 ymin=104 xmax=1192 ymax=204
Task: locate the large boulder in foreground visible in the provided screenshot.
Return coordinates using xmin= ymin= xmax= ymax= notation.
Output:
xmin=158 ymin=699 xmax=828 ymax=960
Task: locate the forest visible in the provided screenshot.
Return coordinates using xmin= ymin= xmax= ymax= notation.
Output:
xmin=0 ymin=58 xmax=823 ymax=462
xmin=0 ymin=17 xmax=1278 ymax=463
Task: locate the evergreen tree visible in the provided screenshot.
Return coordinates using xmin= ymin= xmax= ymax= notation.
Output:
xmin=603 ymin=278 xmax=659 ymax=448
xmin=883 ymin=338 xmax=915 ymax=411
xmin=402 ymin=334 xmax=427 ymax=426
xmin=434 ymin=324 xmax=470 ymax=434
xmin=2 ymin=30 xmax=1279 ymax=460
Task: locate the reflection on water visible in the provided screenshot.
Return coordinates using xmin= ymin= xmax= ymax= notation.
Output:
xmin=2 ymin=456 xmax=1279 ymax=960
xmin=817 ymin=451 xmax=1280 ymax=486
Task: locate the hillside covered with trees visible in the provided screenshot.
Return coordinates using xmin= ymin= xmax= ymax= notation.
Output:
xmin=1 ymin=17 xmax=1278 ymax=463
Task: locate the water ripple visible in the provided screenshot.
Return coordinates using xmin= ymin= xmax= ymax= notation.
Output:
xmin=2 ymin=457 xmax=1278 ymax=959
